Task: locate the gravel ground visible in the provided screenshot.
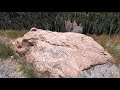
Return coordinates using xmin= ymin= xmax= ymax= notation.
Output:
xmin=0 ymin=36 xmax=26 ymax=78
xmin=0 ymin=36 xmax=28 ymax=78
xmin=80 ymin=62 xmax=120 ymax=78
xmin=0 ymin=58 xmax=26 ymax=78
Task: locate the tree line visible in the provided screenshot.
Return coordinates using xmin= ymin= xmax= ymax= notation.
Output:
xmin=0 ymin=12 xmax=120 ymax=35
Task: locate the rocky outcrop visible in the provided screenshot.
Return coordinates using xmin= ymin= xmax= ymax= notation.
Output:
xmin=12 ymin=28 xmax=119 ymax=78
xmin=65 ymin=20 xmax=73 ymax=32
xmin=65 ymin=20 xmax=83 ymax=33
xmin=72 ymin=25 xmax=83 ymax=33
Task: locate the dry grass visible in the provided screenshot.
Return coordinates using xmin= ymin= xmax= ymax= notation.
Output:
xmin=0 ymin=30 xmax=27 ymax=39
xmin=90 ymin=34 xmax=120 ymax=66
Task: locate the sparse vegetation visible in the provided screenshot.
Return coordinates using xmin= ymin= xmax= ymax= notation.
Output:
xmin=17 ymin=57 xmax=38 ymax=78
xmin=91 ymin=34 xmax=120 ymax=66
xmin=0 ymin=30 xmax=27 ymax=39
xmin=15 ymin=56 xmax=50 ymax=78
xmin=0 ymin=30 xmax=38 ymax=78
xmin=0 ymin=43 xmax=14 ymax=59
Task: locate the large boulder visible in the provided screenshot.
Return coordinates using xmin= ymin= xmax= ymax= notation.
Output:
xmin=12 ymin=28 xmax=119 ymax=78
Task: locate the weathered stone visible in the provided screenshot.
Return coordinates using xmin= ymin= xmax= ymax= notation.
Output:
xmin=65 ymin=20 xmax=73 ymax=32
xmin=72 ymin=20 xmax=77 ymax=28
xmin=12 ymin=28 xmax=119 ymax=78
xmin=72 ymin=25 xmax=83 ymax=33
xmin=65 ymin=20 xmax=83 ymax=33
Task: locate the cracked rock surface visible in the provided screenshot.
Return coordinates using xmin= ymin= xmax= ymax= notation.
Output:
xmin=12 ymin=28 xmax=120 ymax=78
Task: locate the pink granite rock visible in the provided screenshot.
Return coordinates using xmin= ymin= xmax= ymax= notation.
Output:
xmin=12 ymin=28 xmax=119 ymax=78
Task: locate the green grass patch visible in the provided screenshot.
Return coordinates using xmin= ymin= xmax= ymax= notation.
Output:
xmin=0 ymin=43 xmax=14 ymax=59
xmin=17 ymin=57 xmax=38 ymax=78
